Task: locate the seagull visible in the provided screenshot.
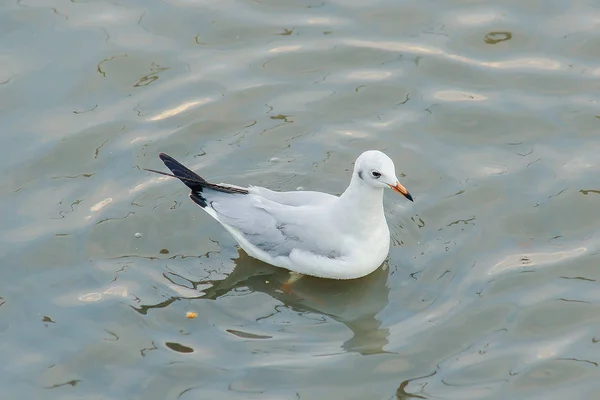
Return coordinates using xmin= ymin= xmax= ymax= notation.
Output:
xmin=145 ymin=150 xmax=413 ymax=280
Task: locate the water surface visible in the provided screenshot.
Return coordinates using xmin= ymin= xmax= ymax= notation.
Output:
xmin=2 ymin=0 xmax=600 ymax=398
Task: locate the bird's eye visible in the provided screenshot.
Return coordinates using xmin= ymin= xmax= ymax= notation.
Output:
xmin=371 ymin=170 xmax=381 ymax=179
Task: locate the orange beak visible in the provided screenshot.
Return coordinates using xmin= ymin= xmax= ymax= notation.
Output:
xmin=389 ymin=182 xmax=413 ymax=202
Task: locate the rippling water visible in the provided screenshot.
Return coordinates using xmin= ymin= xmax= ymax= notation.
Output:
xmin=2 ymin=0 xmax=600 ymax=398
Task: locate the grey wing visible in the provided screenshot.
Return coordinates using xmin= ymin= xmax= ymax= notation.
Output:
xmin=248 ymin=186 xmax=337 ymax=207
xmin=205 ymin=190 xmax=340 ymax=259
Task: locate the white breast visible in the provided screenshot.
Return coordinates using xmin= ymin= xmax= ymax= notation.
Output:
xmin=344 ymin=220 xmax=391 ymax=277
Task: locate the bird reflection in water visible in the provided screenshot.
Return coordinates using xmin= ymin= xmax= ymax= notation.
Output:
xmin=134 ymin=250 xmax=392 ymax=355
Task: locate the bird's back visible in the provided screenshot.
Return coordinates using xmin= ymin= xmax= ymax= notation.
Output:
xmin=248 ymin=186 xmax=337 ymax=207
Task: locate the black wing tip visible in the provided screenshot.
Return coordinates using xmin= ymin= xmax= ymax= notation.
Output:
xmin=154 ymin=152 xmax=207 ymax=191
xmin=158 ymin=152 xmax=172 ymax=162
xmin=190 ymin=192 xmax=208 ymax=208
xmin=154 ymin=152 xmax=249 ymax=196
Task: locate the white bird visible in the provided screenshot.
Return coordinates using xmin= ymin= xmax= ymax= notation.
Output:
xmin=146 ymin=150 xmax=413 ymax=280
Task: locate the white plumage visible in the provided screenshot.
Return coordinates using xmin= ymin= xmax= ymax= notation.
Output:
xmin=147 ymin=150 xmax=413 ymax=280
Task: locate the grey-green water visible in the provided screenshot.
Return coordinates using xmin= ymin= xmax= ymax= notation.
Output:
xmin=2 ymin=0 xmax=600 ymax=398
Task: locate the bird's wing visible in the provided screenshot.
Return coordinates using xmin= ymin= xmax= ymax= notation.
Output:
xmin=248 ymin=186 xmax=337 ymax=207
xmin=206 ymin=191 xmax=344 ymax=260
xmin=151 ymin=153 xmax=344 ymax=260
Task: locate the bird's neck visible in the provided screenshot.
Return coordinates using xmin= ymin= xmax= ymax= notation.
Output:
xmin=338 ymin=175 xmax=385 ymax=225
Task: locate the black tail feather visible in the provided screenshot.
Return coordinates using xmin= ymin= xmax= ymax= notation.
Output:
xmin=144 ymin=153 xmax=249 ymax=207
xmin=158 ymin=153 xmax=206 ymax=191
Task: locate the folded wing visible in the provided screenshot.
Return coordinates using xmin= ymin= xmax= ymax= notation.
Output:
xmin=156 ymin=153 xmax=343 ymax=260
